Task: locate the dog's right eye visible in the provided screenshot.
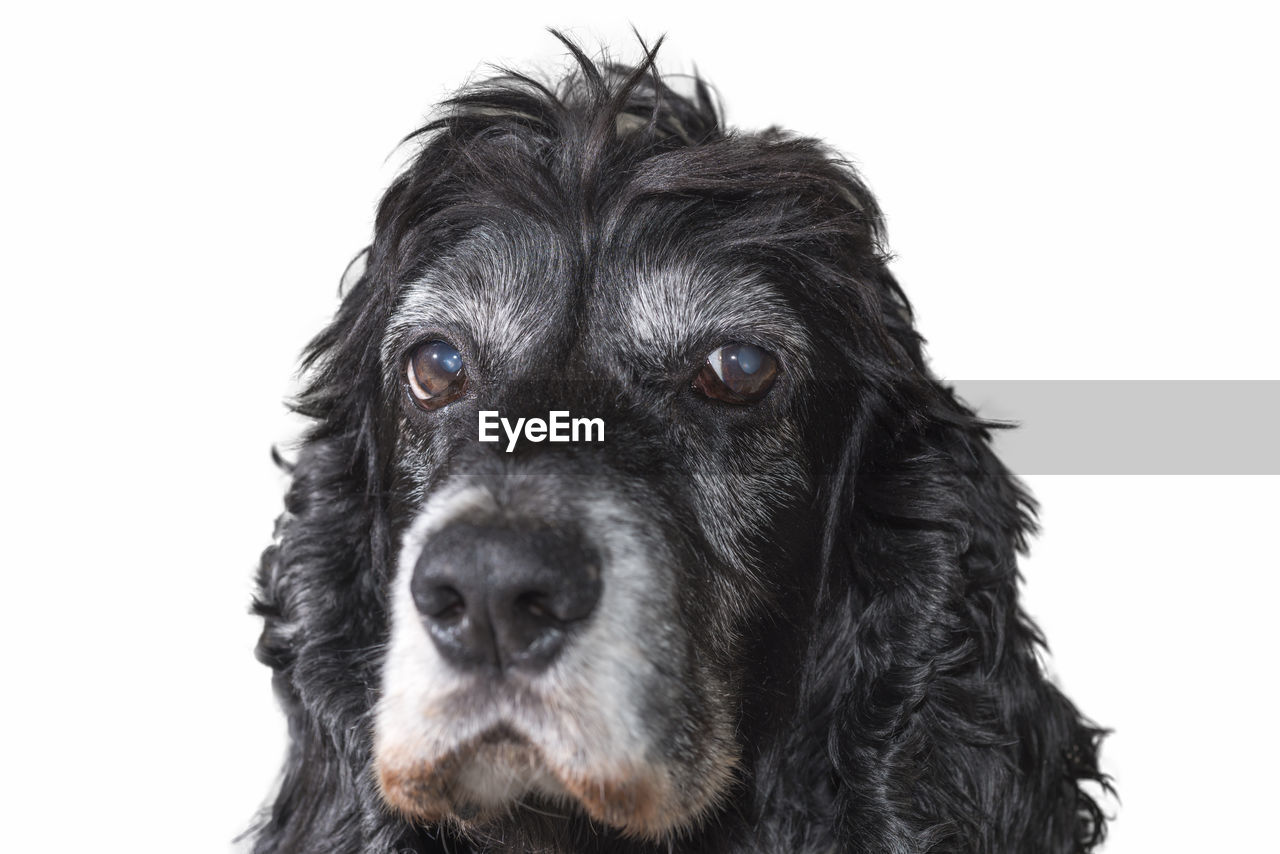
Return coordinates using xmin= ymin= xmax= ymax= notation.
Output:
xmin=406 ymin=340 xmax=467 ymax=410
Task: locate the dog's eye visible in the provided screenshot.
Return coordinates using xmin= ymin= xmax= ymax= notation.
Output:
xmin=694 ymin=343 xmax=778 ymax=404
xmin=406 ymin=340 xmax=467 ymax=410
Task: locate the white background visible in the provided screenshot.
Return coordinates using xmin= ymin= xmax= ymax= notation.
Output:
xmin=2 ymin=2 xmax=1276 ymax=851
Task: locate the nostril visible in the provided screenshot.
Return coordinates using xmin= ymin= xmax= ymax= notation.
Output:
xmin=513 ymin=582 xmax=600 ymax=626
xmin=516 ymin=592 xmax=555 ymax=623
xmin=413 ymin=583 xmax=466 ymax=623
xmin=433 ymin=589 xmax=466 ymax=622
xmin=517 ymin=591 xmax=568 ymax=624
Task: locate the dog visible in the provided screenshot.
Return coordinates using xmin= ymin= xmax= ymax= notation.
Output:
xmin=250 ymin=35 xmax=1110 ymax=854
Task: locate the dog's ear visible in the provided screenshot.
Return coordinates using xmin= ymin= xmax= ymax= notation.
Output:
xmin=248 ymin=81 xmax=494 ymax=845
xmin=812 ymin=282 xmax=1110 ymax=852
xmin=249 ymin=261 xmax=444 ymax=853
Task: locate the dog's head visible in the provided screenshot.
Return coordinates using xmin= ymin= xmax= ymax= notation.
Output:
xmin=369 ymin=56 xmax=848 ymax=835
xmin=254 ymin=38 xmax=1108 ymax=854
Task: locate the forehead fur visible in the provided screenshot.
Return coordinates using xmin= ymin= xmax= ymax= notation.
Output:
xmin=384 ymin=238 xmax=812 ymax=378
xmin=381 ymin=227 xmax=570 ymax=368
xmin=618 ymin=261 xmax=810 ymax=364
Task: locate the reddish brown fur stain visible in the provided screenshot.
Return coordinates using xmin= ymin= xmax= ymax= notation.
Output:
xmin=560 ymin=772 xmax=666 ymax=836
xmin=377 ymin=755 xmax=456 ymax=822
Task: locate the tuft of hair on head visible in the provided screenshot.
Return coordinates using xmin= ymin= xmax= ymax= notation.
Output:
xmin=400 ymin=30 xmax=723 ymax=181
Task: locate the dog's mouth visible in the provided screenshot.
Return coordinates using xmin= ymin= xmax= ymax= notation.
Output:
xmin=376 ymin=722 xmax=559 ymax=822
xmin=375 ymin=713 xmax=678 ymax=837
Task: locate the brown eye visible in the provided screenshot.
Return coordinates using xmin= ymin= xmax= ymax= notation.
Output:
xmin=694 ymin=343 xmax=778 ymax=404
xmin=406 ymin=340 xmax=467 ymax=410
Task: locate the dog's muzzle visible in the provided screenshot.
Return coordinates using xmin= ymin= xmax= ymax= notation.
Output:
xmin=374 ymin=481 xmax=740 ymax=838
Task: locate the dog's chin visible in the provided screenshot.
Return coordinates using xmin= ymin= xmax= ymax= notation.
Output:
xmin=377 ymin=725 xmax=558 ymax=821
xmin=376 ymin=722 xmax=722 ymax=839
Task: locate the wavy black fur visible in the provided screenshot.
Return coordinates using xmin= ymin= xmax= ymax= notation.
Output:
xmin=250 ymin=33 xmax=1110 ymax=853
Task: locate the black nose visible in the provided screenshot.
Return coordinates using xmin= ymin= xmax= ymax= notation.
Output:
xmin=410 ymin=523 xmax=602 ymax=673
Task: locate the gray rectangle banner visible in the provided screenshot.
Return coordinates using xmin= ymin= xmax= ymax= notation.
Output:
xmin=952 ymin=380 xmax=1280 ymax=474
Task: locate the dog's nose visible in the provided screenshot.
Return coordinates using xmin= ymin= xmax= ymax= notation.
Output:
xmin=410 ymin=523 xmax=602 ymax=673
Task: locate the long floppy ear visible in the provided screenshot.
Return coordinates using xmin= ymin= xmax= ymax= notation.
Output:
xmin=817 ymin=285 xmax=1111 ymax=852
xmin=246 ymin=69 xmax=514 ymax=845
xmin=248 ymin=264 xmax=450 ymax=853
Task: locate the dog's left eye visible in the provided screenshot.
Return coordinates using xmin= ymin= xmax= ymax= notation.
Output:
xmin=406 ymin=340 xmax=467 ymax=410
xmin=694 ymin=343 xmax=779 ymax=404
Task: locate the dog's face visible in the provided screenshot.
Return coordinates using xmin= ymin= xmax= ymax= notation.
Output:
xmin=256 ymin=46 xmax=1108 ymax=854
xmin=373 ymin=219 xmax=825 ymax=835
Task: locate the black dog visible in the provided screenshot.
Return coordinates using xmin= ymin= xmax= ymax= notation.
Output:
xmin=251 ymin=37 xmax=1109 ymax=854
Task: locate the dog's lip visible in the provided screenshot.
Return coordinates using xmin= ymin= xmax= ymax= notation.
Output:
xmin=375 ymin=706 xmax=683 ymax=836
xmin=376 ymin=720 xmax=560 ymax=820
